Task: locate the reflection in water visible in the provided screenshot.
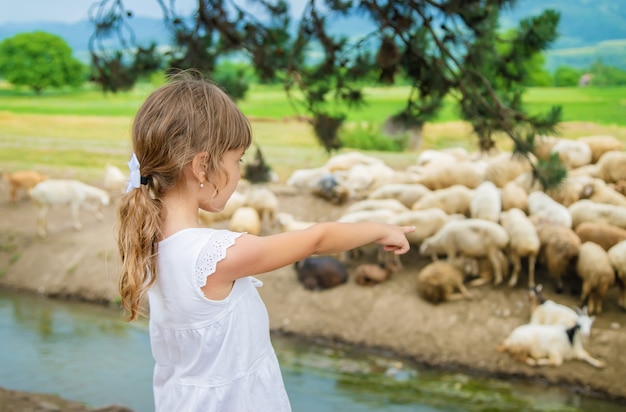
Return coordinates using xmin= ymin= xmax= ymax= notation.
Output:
xmin=0 ymin=289 xmax=623 ymax=412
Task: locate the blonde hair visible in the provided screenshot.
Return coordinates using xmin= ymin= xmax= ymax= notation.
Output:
xmin=117 ymin=71 xmax=252 ymax=321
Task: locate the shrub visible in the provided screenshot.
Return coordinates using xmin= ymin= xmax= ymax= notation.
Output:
xmin=340 ymin=122 xmax=407 ymax=152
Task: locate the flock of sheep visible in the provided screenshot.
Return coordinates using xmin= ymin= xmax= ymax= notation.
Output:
xmin=3 ymin=133 xmax=626 ymax=368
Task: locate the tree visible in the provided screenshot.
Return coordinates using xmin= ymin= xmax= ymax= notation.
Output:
xmin=0 ymin=31 xmax=84 ymax=94
xmin=90 ymin=0 xmax=567 ymax=189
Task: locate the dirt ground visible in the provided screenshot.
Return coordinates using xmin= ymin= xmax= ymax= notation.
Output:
xmin=1 ymin=181 xmax=626 ymax=410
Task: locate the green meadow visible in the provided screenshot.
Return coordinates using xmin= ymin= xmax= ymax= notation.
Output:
xmin=0 ymin=83 xmax=625 ymax=182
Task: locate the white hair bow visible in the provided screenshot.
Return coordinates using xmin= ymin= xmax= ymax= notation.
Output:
xmin=126 ymin=153 xmax=141 ymax=193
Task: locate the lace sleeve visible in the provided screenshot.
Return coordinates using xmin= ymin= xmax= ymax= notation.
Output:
xmin=195 ymin=230 xmax=244 ymax=288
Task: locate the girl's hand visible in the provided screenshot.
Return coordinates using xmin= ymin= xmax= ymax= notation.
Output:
xmin=376 ymin=225 xmax=415 ymax=255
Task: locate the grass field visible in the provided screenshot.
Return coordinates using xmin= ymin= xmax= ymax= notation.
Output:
xmin=0 ymin=83 xmax=625 ymax=182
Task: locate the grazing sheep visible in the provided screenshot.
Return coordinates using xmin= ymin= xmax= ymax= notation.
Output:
xmin=607 ymin=240 xmax=626 ymax=309
xmin=353 ymin=251 xmax=402 ymax=286
xmin=198 ymin=191 xmax=246 ymax=227
xmin=568 ymin=199 xmax=626 ymax=229
xmin=528 ymin=191 xmax=572 ymax=228
xmin=324 ymin=151 xmax=383 ymax=171
xmin=294 ymin=256 xmax=349 ymax=290
xmin=228 ymin=206 xmax=261 ymax=235
xmin=470 ymin=181 xmax=502 ymax=222
xmin=574 ymin=221 xmax=626 ymax=251
xmin=311 ymin=174 xmax=352 ymax=205
xmin=3 ymin=170 xmax=48 ymax=202
xmin=532 ymin=217 xmax=581 ymax=294
xmin=367 ymin=183 xmax=431 ymax=208
xmin=276 ymin=212 xmax=316 ymax=232
xmin=532 ymin=135 xmax=560 ymax=161
xmin=102 ymin=164 xmax=127 ymax=194
xmin=500 ymin=208 xmax=540 ymax=287
xmin=576 ymin=241 xmax=615 ymax=315
xmin=585 ymin=178 xmax=626 ymax=207
xmin=413 ymin=161 xmax=485 ymax=190
xmin=388 ymin=209 xmax=456 ymax=246
xmin=286 ymin=167 xmax=332 ymax=190
xmin=346 ymin=198 xmax=409 ymax=215
xmin=496 ymin=311 xmax=604 ymax=368
xmin=594 ymin=151 xmax=626 ymax=183
xmin=416 ymin=257 xmax=479 ymax=304
xmin=29 ymin=179 xmax=110 ymax=238
xmin=500 ymin=181 xmax=528 ymax=213
xmin=337 ymin=209 xmax=397 ymax=224
xmin=411 ymin=184 xmax=474 ymax=216
xmin=419 ymin=219 xmax=510 ymax=285
xmin=549 ymin=139 xmax=592 ymax=169
xmin=579 ymin=135 xmax=623 ymax=164
xmin=483 ymin=152 xmax=533 ymax=188
xmin=527 ymin=284 xmax=579 ymax=328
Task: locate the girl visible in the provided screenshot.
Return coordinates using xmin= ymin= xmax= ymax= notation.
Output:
xmin=117 ymin=72 xmax=414 ymax=411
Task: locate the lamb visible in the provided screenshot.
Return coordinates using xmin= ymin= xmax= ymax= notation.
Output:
xmin=527 ymin=191 xmax=572 ymax=228
xmin=576 ymin=241 xmax=615 ymax=315
xmin=286 ymin=167 xmax=332 ymax=190
xmin=242 ymin=186 xmax=279 ymax=233
xmin=470 ymin=181 xmax=501 ymax=222
xmin=496 ymin=311 xmax=604 ymax=368
xmin=579 ymin=135 xmax=623 ymax=164
xmin=419 ymin=219 xmax=510 ymax=285
xmin=353 ymin=250 xmax=403 ymax=286
xmin=549 ymin=139 xmax=592 ymax=169
xmin=594 ymin=150 xmax=626 ymax=183
xmin=228 ymin=206 xmax=261 ymax=235
xmin=102 ymin=164 xmax=127 ymax=194
xmin=3 ymin=170 xmax=48 ymax=202
xmin=276 ymin=212 xmax=316 ymax=232
xmin=574 ymin=221 xmax=626 ymax=251
xmin=411 ymin=184 xmax=474 ymax=216
xmin=416 ymin=257 xmax=479 ymax=304
xmin=568 ymin=199 xmax=626 ymax=229
xmin=311 ymin=174 xmax=352 ymax=205
xmin=294 ymin=256 xmax=349 ymax=290
xmin=412 ymin=161 xmax=484 ymax=190
xmin=527 ymin=284 xmax=579 ymax=328
xmin=367 ymin=183 xmax=431 ymax=208
xmin=28 ymin=179 xmax=110 ymax=238
xmin=500 ymin=208 xmax=540 ymax=287
xmin=607 ymin=240 xmax=626 ymax=310
xmin=531 ymin=216 xmax=581 ymax=293
xmin=346 ymin=198 xmax=409 ymax=215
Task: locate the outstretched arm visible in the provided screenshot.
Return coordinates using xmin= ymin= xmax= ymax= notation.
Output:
xmin=215 ymin=221 xmax=414 ymax=280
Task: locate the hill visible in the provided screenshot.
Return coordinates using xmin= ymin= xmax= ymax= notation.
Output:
xmin=0 ymin=0 xmax=624 ymax=70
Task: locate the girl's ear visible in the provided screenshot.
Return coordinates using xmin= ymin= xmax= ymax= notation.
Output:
xmin=191 ymin=152 xmax=209 ymax=182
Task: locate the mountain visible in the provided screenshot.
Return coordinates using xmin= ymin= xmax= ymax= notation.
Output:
xmin=0 ymin=1 xmax=624 ymax=70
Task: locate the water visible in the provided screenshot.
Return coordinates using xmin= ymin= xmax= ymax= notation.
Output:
xmin=0 ymin=288 xmax=623 ymax=412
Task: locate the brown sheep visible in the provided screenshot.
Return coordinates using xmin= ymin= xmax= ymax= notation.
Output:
xmin=353 ymin=251 xmax=402 ymax=286
xmin=416 ymin=257 xmax=479 ymax=304
xmin=575 ymin=222 xmax=626 ymax=251
xmin=532 ymin=217 xmax=581 ymax=293
xmin=3 ymin=170 xmax=48 ymax=202
xmin=576 ymin=242 xmax=615 ymax=314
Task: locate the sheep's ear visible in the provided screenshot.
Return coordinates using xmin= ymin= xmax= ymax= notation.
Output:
xmin=574 ymin=306 xmax=582 ymax=315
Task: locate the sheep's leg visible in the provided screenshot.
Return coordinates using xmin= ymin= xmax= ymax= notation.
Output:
xmin=455 ymin=280 xmax=473 ymax=300
xmin=36 ymin=205 xmax=49 ymax=238
xmin=469 ymin=277 xmax=490 ymax=287
xmin=527 ymin=254 xmax=537 ymax=288
xmin=508 ymin=252 xmax=521 ymax=287
xmin=576 ymin=349 xmax=605 ymax=368
xmin=487 ymin=249 xmax=503 ymax=285
xmin=580 ymin=281 xmax=591 ymax=312
xmin=70 ymin=202 xmax=83 ymax=231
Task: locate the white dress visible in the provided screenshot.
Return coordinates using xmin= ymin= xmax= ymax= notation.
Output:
xmin=148 ymin=228 xmax=291 ymax=411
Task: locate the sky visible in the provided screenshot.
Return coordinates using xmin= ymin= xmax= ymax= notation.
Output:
xmin=0 ymin=0 xmax=307 ymax=24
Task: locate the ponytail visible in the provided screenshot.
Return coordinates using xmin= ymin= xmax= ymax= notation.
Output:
xmin=117 ymin=186 xmax=162 ymax=321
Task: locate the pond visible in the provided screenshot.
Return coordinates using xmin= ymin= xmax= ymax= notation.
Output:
xmin=0 ymin=288 xmax=622 ymax=412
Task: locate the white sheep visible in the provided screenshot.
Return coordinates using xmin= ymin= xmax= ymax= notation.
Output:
xmin=579 ymin=135 xmax=623 ymax=164
xmin=527 ymin=284 xmax=579 ymax=328
xmin=29 ymin=179 xmax=110 ymax=238
xmin=483 ymin=152 xmax=533 ymax=188
xmin=500 ymin=181 xmax=528 ymax=213
xmin=411 ymin=161 xmax=485 ymax=190
xmin=198 ymin=191 xmax=246 ymax=227
xmin=470 ymin=181 xmax=501 ymax=222
xmin=411 ymin=184 xmax=474 ymax=216
xmin=276 ymin=212 xmax=316 ymax=232
xmin=367 ymin=183 xmax=431 ymax=208
xmin=346 ymin=198 xmax=409 ymax=215
xmin=286 ymin=167 xmax=332 ymax=190
xmin=585 ymin=178 xmax=626 ymax=207
xmin=594 ymin=151 xmax=626 ymax=183
xmin=419 ymin=219 xmax=510 ymax=285
xmin=102 ymin=164 xmax=127 ymax=194
xmin=549 ymin=139 xmax=592 ymax=169
xmin=324 ymin=151 xmax=384 ymax=171
xmin=243 ymin=186 xmax=279 ymax=233
xmin=228 ymin=206 xmax=261 ymax=235
xmin=337 ymin=209 xmax=397 ymax=224
xmin=388 ymin=208 xmax=458 ymax=246
xmin=568 ymin=199 xmax=626 ymax=230
xmin=527 ymin=191 xmax=572 ymax=228
xmin=500 ymin=208 xmax=540 ymax=287
xmin=576 ymin=241 xmax=615 ymax=315
xmin=607 ymin=240 xmax=626 ymax=310
xmin=496 ymin=311 xmax=604 ymax=368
